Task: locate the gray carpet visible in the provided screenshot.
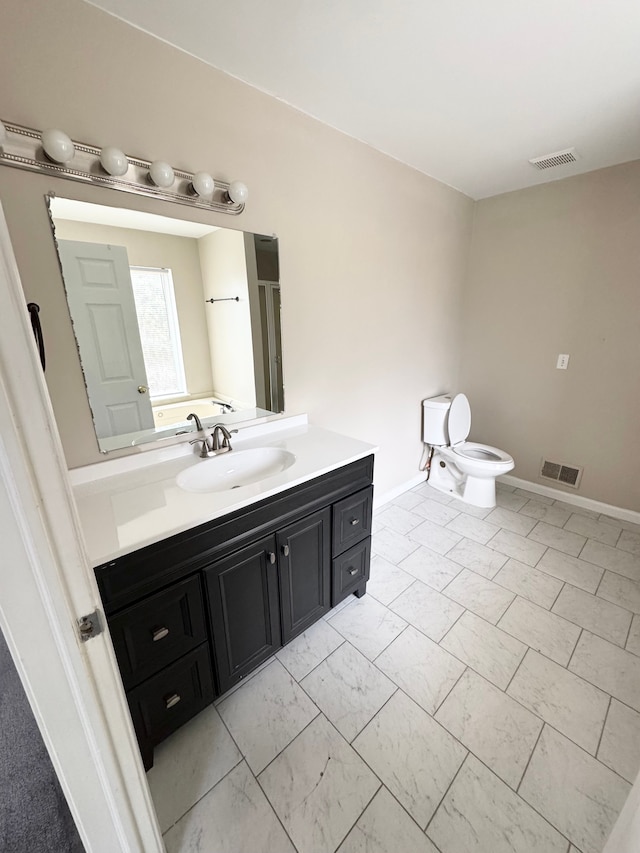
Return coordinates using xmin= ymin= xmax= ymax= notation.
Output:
xmin=0 ymin=629 xmax=84 ymax=853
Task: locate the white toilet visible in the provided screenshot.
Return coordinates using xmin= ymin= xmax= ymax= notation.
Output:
xmin=422 ymin=393 xmax=514 ymax=508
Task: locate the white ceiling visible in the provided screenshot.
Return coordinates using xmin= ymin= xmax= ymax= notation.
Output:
xmin=85 ymin=0 xmax=640 ymax=199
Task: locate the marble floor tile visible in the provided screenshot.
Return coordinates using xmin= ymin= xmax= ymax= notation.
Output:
xmin=493 ymin=558 xmax=563 ymax=609
xmin=328 ymin=595 xmax=407 ymax=660
xmin=487 ymin=528 xmax=547 ymax=567
xmin=519 ymin=500 xmax=572 ymax=528
xmin=337 ymin=787 xmax=440 ymax=853
xmin=435 ymin=669 xmax=542 ymax=789
xmin=398 ymin=545 xmax=462 ymax=591
xmin=445 ymin=496 xmax=493 ymax=519
xmin=442 ymin=569 xmax=514 ymax=624
xmin=599 ymin=515 xmax=640 ymax=533
xmin=515 ymin=488 xmax=554 ymax=504
xmin=276 ymin=618 xmax=344 ymax=681
xmin=498 ymin=597 xmax=581 ymax=665
xmin=507 ymin=650 xmax=609 ymax=755
xmin=495 ymin=491 xmax=528 ymax=512
xmin=389 ymin=580 xmax=464 ymax=641
xmin=597 ymin=699 xmax=640 ymax=784
xmin=148 ymin=705 xmax=242 ymax=833
xmin=569 ymin=632 xmax=640 ymax=711
xmin=371 ymin=526 xmax=419 ymax=565
xmin=374 ymin=504 xmax=423 ymax=536
xmin=552 ymin=499 xmax=599 ymax=519
xmin=300 ymin=642 xmax=396 ymax=742
xmin=626 ymin=614 xmax=640 ymax=655
xmin=365 ymin=555 xmax=415 ymax=606
xmin=391 ymin=491 xmax=424 ymax=511
xmin=445 ymin=512 xmax=500 ymax=545
xmin=412 ymin=483 xmax=454 ymax=505
xmin=580 ymin=539 xmax=640 ymax=582
xmin=440 ymin=611 xmax=526 ymax=689
xmin=375 ymin=626 xmax=465 ymax=715
xmin=408 ymin=518 xmax=463 ymax=555
xmin=412 ymin=498 xmax=461 ymax=526
xmin=427 ymin=754 xmax=567 ymax=853
xmin=564 ymin=513 xmax=621 ymax=546
xmin=552 ymin=584 xmax=632 ymax=647
xmin=446 ymin=537 xmax=508 ymax=579
xmin=527 ymin=521 xmax=586 ymax=557
xmin=217 ymin=660 xmax=318 ymax=774
xmin=597 ymin=571 xmax=640 ymax=614
xmin=163 ymin=761 xmax=296 ymax=853
xmin=484 ymin=506 xmax=537 ymax=536
xmin=519 ymin=726 xmax=630 ymax=853
xmin=617 ymin=528 xmax=640 ymax=556
xmin=353 ymin=691 xmax=467 ymax=829
xmin=259 ymin=715 xmax=380 ymax=853
xmin=536 ymin=548 xmax=603 ymax=593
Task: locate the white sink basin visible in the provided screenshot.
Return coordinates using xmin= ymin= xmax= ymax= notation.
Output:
xmin=176 ymin=447 xmax=296 ymax=493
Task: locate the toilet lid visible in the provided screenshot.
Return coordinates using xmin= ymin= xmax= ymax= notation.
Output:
xmin=448 ymin=393 xmax=471 ymax=445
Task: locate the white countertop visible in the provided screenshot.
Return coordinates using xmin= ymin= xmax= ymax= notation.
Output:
xmin=72 ymin=423 xmax=376 ymax=566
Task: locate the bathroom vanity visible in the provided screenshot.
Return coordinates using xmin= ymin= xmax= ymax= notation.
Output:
xmin=73 ymin=421 xmax=375 ymax=769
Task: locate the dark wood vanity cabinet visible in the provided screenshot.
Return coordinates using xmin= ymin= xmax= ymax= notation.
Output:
xmin=94 ymin=455 xmax=373 ymax=769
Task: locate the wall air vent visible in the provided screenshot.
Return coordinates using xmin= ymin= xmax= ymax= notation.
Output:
xmin=529 ymin=148 xmax=578 ymax=170
xmin=540 ymin=458 xmax=583 ymax=489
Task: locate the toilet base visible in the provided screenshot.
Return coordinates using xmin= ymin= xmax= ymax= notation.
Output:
xmin=427 ymin=451 xmax=498 ymax=509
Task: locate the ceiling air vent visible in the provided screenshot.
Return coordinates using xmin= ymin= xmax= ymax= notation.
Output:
xmin=529 ymin=148 xmax=578 ymax=170
xmin=540 ymin=458 xmax=583 ymax=489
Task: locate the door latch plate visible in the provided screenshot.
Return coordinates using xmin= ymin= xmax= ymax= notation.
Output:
xmin=77 ymin=610 xmax=102 ymax=643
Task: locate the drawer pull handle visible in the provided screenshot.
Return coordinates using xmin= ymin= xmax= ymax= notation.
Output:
xmin=152 ymin=627 xmax=170 ymax=642
xmin=348 ymin=567 xmax=358 ymax=576
xmin=267 ymin=551 xmax=276 ymax=564
xmin=165 ymin=693 xmax=181 ymax=709
xmin=282 ymin=544 xmax=290 ymax=557
xmin=350 ymin=518 xmax=360 ymax=526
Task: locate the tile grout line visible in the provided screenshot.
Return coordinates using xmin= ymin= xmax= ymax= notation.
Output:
xmin=594 ymin=695 xmax=612 ymax=761
xmin=515 ymin=723 xmax=545 ymax=795
xmin=423 ymin=751 xmax=470 ymax=839
xmin=565 ymin=627 xmax=584 ymax=671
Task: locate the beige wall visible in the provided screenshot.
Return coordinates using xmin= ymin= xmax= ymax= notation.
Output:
xmin=460 ymin=160 xmax=640 ymax=511
xmin=198 ymin=229 xmax=256 ymax=406
xmin=52 ymin=219 xmax=214 ymax=401
xmin=0 ymin=0 xmax=473 ymax=494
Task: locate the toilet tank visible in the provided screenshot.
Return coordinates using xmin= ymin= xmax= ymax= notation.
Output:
xmin=422 ymin=395 xmax=452 ymax=445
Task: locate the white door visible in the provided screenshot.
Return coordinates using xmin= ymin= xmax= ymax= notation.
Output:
xmin=57 ymin=240 xmax=155 ymax=438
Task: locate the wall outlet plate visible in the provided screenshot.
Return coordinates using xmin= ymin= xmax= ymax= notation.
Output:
xmin=556 ymin=354 xmax=570 ymax=369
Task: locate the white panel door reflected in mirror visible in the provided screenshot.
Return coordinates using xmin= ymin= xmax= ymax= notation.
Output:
xmin=48 ymin=197 xmax=283 ymax=452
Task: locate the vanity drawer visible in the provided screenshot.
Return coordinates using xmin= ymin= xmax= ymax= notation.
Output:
xmin=127 ymin=644 xmax=214 ymax=750
xmin=109 ymin=575 xmax=207 ymax=689
xmin=332 ymin=486 xmax=373 ymax=556
xmin=332 ymin=538 xmax=371 ymax=605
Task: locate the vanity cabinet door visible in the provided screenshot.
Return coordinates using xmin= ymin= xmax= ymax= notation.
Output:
xmin=205 ymin=535 xmax=282 ymax=695
xmin=278 ymin=507 xmax=331 ymax=644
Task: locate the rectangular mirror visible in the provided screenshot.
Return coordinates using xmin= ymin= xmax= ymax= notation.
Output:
xmin=47 ymin=196 xmax=284 ymax=452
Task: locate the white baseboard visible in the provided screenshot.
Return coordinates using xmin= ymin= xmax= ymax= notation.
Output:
xmin=374 ymin=472 xmax=426 ymax=510
xmin=500 ymin=475 xmax=640 ymax=526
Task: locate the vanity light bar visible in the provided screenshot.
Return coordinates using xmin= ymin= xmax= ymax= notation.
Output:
xmin=0 ymin=119 xmax=248 ymax=216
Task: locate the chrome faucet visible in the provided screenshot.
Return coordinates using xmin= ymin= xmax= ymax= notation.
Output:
xmin=211 ymin=423 xmax=238 ymax=453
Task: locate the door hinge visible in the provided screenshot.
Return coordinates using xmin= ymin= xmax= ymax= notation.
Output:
xmin=76 ymin=610 xmax=103 ymax=643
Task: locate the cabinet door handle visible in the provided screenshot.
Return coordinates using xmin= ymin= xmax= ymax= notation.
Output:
xmin=350 ymin=518 xmax=360 ymax=526
xmin=348 ymin=567 xmax=358 ymax=576
xmin=152 ymin=627 xmax=170 ymax=642
xmin=165 ymin=693 xmax=181 ymax=709
xmin=281 ymin=544 xmax=290 ymax=557
xmin=267 ymin=551 xmax=276 ymax=564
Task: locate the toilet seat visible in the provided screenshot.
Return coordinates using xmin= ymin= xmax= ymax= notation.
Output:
xmin=452 ymin=441 xmax=513 ymax=464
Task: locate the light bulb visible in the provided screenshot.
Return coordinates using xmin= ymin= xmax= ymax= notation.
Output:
xmin=227 ymin=180 xmax=249 ymax=204
xmin=100 ymin=146 xmax=128 ymax=177
xmin=41 ymin=128 xmax=75 ymax=164
xmin=192 ymin=171 xmax=215 ymax=198
xmin=149 ymin=160 xmax=175 ymax=188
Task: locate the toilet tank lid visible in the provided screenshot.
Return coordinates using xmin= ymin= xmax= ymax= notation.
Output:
xmin=448 ymin=393 xmax=471 ymax=445
xmin=423 ymin=395 xmax=452 ymax=410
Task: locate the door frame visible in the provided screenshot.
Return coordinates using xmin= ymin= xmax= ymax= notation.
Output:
xmin=0 ymin=202 xmax=163 ymax=852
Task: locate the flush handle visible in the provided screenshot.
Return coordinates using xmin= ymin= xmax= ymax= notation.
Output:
xmin=164 ymin=693 xmax=181 ymax=710
xmin=282 ymin=544 xmax=290 ymax=557
xmin=152 ymin=627 xmax=169 ymax=642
